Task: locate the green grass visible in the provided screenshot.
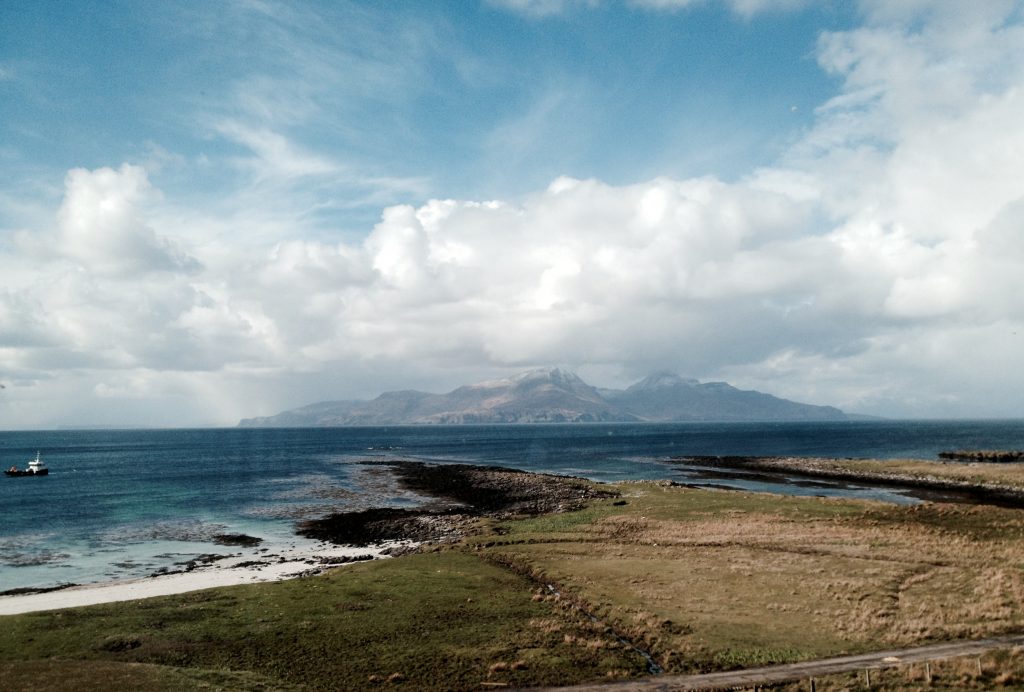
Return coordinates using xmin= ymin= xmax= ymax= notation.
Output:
xmin=0 ymin=660 xmax=301 ymax=692
xmin=6 ymin=477 xmax=1024 ymax=689
xmin=711 ymin=646 xmax=811 ymax=669
xmin=0 ymin=551 xmax=648 ymax=690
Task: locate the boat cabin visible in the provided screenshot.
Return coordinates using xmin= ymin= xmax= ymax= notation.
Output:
xmin=4 ymin=451 xmax=48 ymax=476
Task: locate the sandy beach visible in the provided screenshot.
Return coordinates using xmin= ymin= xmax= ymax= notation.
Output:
xmin=0 ymin=460 xmax=609 ymax=617
xmin=0 ymin=540 xmax=403 ymax=616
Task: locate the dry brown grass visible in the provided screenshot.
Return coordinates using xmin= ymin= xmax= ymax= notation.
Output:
xmin=805 ymin=457 xmax=1024 ymax=490
xmin=773 ymin=648 xmax=1024 ymax=690
xmin=473 ymin=483 xmax=1024 ymax=673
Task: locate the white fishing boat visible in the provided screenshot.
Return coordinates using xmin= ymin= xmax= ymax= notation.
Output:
xmin=5 ymin=452 xmax=49 ymax=477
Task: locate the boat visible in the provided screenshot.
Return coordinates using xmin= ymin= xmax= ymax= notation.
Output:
xmin=5 ymin=452 xmax=49 ymax=476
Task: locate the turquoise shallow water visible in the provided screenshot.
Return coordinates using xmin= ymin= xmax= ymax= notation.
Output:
xmin=2 ymin=421 xmax=1023 ymax=591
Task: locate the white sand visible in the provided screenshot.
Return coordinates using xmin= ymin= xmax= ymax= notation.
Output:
xmin=0 ymin=541 xmax=406 ymax=616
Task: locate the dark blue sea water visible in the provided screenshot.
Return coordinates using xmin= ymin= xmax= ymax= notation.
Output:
xmin=2 ymin=420 xmax=1023 ymax=591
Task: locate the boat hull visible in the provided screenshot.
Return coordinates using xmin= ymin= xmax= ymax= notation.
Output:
xmin=4 ymin=469 xmax=48 ymax=476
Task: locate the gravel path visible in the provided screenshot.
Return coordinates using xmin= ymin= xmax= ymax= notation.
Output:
xmin=531 ymin=634 xmax=1024 ymax=691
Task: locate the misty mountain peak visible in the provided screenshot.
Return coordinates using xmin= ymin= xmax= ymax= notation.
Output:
xmin=512 ymin=367 xmax=584 ymax=387
xmin=627 ymin=371 xmax=699 ymax=391
xmin=239 ymin=367 xmax=851 ymax=426
xmin=469 ymin=367 xmax=584 ymax=390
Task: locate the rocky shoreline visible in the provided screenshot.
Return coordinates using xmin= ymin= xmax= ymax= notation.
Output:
xmin=297 ymin=461 xmax=619 ymax=548
xmin=10 ymin=456 xmax=1022 ymax=616
xmin=673 ymin=455 xmax=1024 ymax=508
xmin=0 ymin=462 xmax=615 ymax=614
xmin=938 ymin=449 xmax=1024 ymax=462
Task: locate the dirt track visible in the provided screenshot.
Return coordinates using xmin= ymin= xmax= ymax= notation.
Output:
xmin=531 ymin=633 xmax=1024 ymax=691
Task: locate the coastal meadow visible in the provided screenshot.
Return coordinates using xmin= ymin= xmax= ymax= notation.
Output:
xmin=6 ymin=458 xmax=1024 ymax=689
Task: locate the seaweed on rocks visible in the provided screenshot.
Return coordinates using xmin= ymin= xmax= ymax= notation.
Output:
xmin=389 ymin=461 xmax=618 ymax=516
xmin=297 ymin=507 xmax=466 ymax=546
xmin=297 ymin=461 xmax=619 ymax=547
xmin=315 ymin=554 xmax=375 ymax=565
xmin=939 ymin=450 xmax=1024 ymax=463
xmin=212 ymin=533 xmax=263 ymax=547
xmin=673 ymin=455 xmax=1024 ymax=508
xmin=0 ymin=582 xmax=79 ymax=597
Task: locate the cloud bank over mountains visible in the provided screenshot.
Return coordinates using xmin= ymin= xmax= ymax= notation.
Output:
xmin=1 ymin=1 xmax=1023 ymax=427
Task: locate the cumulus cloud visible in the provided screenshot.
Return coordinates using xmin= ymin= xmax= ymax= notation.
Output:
xmin=17 ymin=164 xmax=200 ymax=276
xmin=3 ymin=0 xmax=1024 ymax=426
xmin=240 ymin=0 xmax=1024 ymax=415
xmin=0 ymin=164 xmax=255 ymax=424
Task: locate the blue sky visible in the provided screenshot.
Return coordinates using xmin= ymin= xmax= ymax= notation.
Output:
xmin=2 ymin=1 xmax=851 ymax=233
xmin=1 ymin=1 xmax=1024 ymax=427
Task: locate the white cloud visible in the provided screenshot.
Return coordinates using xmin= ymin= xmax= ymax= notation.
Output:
xmin=726 ymin=0 xmax=808 ymax=15
xmin=215 ymin=121 xmax=339 ymax=180
xmin=222 ymin=175 xmax=830 ymax=374
xmin=630 ymin=0 xmax=809 ymax=16
xmin=486 ymin=0 xmax=600 ymax=17
xmin=490 ymin=0 xmax=812 ymax=17
xmin=17 ymin=164 xmax=200 ymax=276
xmin=3 ymin=0 xmax=1024 ymax=426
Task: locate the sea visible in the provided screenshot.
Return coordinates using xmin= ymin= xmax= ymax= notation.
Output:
xmin=2 ymin=420 xmax=1024 ymax=592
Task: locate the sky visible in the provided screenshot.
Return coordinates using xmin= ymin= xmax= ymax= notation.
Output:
xmin=1 ymin=0 xmax=1023 ymax=428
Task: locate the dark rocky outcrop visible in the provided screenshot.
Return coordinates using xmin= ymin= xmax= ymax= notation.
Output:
xmin=296 ymin=461 xmax=618 ymax=547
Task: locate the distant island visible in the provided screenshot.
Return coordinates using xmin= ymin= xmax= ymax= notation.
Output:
xmin=238 ymin=368 xmax=861 ymax=427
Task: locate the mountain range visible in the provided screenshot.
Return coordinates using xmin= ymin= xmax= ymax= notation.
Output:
xmin=237 ymin=368 xmax=855 ymax=427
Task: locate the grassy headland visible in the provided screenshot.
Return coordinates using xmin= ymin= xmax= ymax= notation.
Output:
xmin=4 ymin=459 xmax=1024 ymax=690
xmin=676 ymin=454 xmax=1024 ymax=504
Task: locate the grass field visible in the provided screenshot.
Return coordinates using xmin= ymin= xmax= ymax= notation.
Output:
xmin=4 ymin=469 xmax=1024 ymax=689
xmin=0 ymin=551 xmax=650 ymax=690
xmin=741 ymin=455 xmax=1024 ymax=492
xmin=828 ymin=457 xmax=1024 ymax=490
xmin=771 ymin=647 xmax=1024 ymax=690
xmin=469 ymin=481 xmax=1024 ymax=673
